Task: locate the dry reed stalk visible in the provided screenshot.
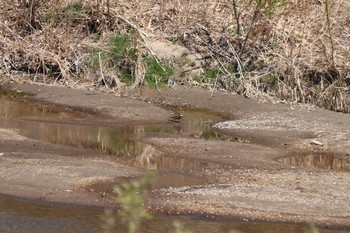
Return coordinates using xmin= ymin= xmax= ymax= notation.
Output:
xmin=129 ymin=47 xmax=145 ymax=90
xmin=1 ymin=0 xmax=350 ymax=110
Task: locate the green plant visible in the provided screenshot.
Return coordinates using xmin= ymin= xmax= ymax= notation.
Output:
xmin=167 ymin=34 xmax=185 ymax=43
xmin=308 ymin=222 xmax=319 ymax=233
xmin=110 ymin=34 xmax=134 ymax=60
xmin=109 ymin=34 xmax=137 ymax=84
xmin=180 ymin=71 xmax=186 ymax=78
xmin=173 ymin=221 xmax=192 ymax=233
xmin=39 ymin=12 xmax=52 ymax=23
xmin=189 ymin=61 xmax=196 ymax=67
xmin=254 ymin=0 xmax=288 ymax=16
xmin=113 ymin=172 xmax=154 ymax=233
xmin=144 ymin=57 xmax=173 ymax=88
xmin=264 ymin=74 xmax=279 ymax=90
xmin=63 ymin=3 xmax=87 ymax=18
xmin=89 ymin=33 xmax=138 ymax=86
xmin=91 ymin=48 xmax=107 ymax=70
xmin=200 ymin=129 xmax=216 ymax=139
xmin=203 ymin=68 xmax=221 ymax=80
xmin=91 ymin=33 xmax=174 ymax=88
xmin=101 ymin=209 xmax=117 ymax=233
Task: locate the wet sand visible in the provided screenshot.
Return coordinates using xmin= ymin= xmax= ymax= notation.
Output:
xmin=1 ymin=83 xmax=349 ymax=228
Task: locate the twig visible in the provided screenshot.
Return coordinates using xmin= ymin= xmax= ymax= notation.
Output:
xmin=232 ymin=0 xmax=241 ymax=36
xmin=324 ymin=0 xmax=335 ymax=67
xmin=239 ymin=4 xmax=260 ymax=58
xmin=129 ymin=48 xmax=145 ymax=89
xmin=210 ymin=75 xmax=218 ymax=99
xmin=98 ymin=51 xmax=109 ymax=88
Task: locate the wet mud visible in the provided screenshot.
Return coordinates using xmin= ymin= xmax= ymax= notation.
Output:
xmin=0 ymin=84 xmax=349 ymax=231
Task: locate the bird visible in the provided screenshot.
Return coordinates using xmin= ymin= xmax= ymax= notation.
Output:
xmin=168 ymin=112 xmax=183 ymax=123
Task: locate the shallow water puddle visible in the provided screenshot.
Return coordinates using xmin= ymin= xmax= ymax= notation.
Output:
xmin=0 ymin=196 xmax=346 ymax=233
xmin=1 ymin=90 xmax=350 ymax=233
xmin=0 ymin=89 xmax=88 ymax=120
xmin=0 ymin=91 xmax=232 ymax=173
xmin=85 ymin=172 xmax=208 ymax=195
xmin=0 ymin=117 xmax=232 ymax=172
xmin=278 ymin=154 xmax=350 ymax=171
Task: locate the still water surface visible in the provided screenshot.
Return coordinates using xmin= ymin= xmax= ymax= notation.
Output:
xmin=0 ymin=196 xmax=346 ymax=233
xmin=279 ymin=154 xmax=350 ymax=171
xmin=0 ymin=90 xmax=349 ymax=233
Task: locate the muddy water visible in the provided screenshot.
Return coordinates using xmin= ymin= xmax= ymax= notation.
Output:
xmin=0 ymin=92 xmax=230 ymax=172
xmin=0 ymin=196 xmax=346 ymax=233
xmin=279 ymin=154 xmax=350 ymax=171
xmin=0 ymin=90 xmax=349 ymax=233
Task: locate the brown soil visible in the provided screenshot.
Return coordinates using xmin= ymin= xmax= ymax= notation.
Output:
xmin=0 ymin=129 xmax=142 ymax=207
xmin=1 ymin=83 xmax=350 ymax=228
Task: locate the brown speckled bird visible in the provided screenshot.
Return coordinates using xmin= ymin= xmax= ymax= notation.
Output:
xmin=169 ymin=112 xmax=183 ymax=123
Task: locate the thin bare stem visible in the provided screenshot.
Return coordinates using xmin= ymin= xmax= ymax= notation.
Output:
xmin=232 ymin=0 xmax=241 ymax=36
xmin=324 ymin=0 xmax=335 ymax=67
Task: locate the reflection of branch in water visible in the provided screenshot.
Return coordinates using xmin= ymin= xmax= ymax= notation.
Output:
xmin=133 ymin=125 xmax=145 ymax=134
xmin=134 ymin=145 xmax=162 ymax=170
xmin=279 ymin=154 xmax=350 ymax=171
xmin=134 ymin=146 xmax=230 ymax=171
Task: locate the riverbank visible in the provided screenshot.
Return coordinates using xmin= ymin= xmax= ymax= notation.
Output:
xmin=1 ymin=83 xmax=349 ymax=228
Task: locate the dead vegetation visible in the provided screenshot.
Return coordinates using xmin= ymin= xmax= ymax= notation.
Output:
xmin=1 ymin=0 xmax=350 ymax=112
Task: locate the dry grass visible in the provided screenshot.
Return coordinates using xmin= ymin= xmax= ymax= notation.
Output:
xmin=1 ymin=0 xmax=350 ymax=111
xmin=0 ymin=1 xmax=90 ymax=85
